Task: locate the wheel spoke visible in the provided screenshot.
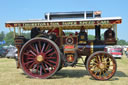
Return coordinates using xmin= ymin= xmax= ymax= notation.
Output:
xmin=44 ymin=61 xmax=54 ymax=67
xmin=106 ymin=65 xmax=113 ymax=67
xmin=45 ymin=57 xmax=56 ymax=59
xmin=98 ymin=56 xmax=101 ymax=62
xmin=94 ymin=57 xmax=99 ymax=63
xmin=30 ymin=50 xmax=37 ymax=56
xmin=102 ymin=70 xmax=107 ymax=78
xmin=41 ymin=43 xmax=45 ymax=53
xmin=104 ymin=68 xmax=111 ymax=75
xmin=24 ymin=52 xmax=34 ymax=57
xmin=48 ymin=60 xmax=56 ymax=64
xmin=29 ymin=62 xmax=36 ymax=69
xmin=41 ymin=63 xmax=47 ymax=73
xmin=32 ymin=64 xmax=37 ymax=72
xmin=27 ymin=57 xmax=35 ymax=60
xmin=45 ymin=44 xmax=50 ymax=52
xmin=95 ymin=71 xmax=98 ymax=75
xmin=101 ymin=54 xmax=104 ymax=62
xmin=45 ymin=48 xmax=53 ymax=54
xmin=99 ymin=69 xmax=102 ymax=77
xmin=29 ymin=45 xmax=38 ymax=54
xmin=47 ymin=51 xmax=56 ymax=56
xmin=89 ymin=65 xmax=96 ymax=69
xmin=106 ymin=59 xmax=112 ymax=63
xmin=35 ymin=44 xmax=39 ymax=54
xmin=36 ymin=65 xmax=40 ymax=73
xmin=24 ymin=60 xmax=34 ymax=65
xmin=38 ymin=41 xmax=42 ymax=52
xmin=45 ymin=64 xmax=51 ymax=72
xmin=40 ymin=65 xmax=42 ymax=75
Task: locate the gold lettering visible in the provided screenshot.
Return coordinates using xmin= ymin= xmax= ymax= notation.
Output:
xmin=80 ymin=21 xmax=94 ymax=25
xmin=62 ymin=22 xmax=77 ymax=25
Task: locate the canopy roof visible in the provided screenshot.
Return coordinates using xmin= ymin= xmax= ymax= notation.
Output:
xmin=5 ymin=17 xmax=122 ymax=30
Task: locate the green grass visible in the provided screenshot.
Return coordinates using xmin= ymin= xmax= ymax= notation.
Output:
xmin=0 ymin=55 xmax=128 ymax=85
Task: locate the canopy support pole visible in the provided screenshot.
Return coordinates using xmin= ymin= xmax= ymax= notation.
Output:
xmin=113 ymin=24 xmax=117 ymax=40
xmin=18 ymin=27 xmax=21 ymax=35
xmin=13 ymin=27 xmax=16 ymax=38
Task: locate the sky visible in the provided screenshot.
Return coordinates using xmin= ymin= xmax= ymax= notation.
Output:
xmin=0 ymin=0 xmax=128 ymax=41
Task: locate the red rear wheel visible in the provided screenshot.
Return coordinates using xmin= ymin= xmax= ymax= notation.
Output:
xmin=20 ymin=37 xmax=61 ymax=79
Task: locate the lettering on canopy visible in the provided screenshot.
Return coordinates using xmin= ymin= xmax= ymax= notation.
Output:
xmin=6 ymin=19 xmax=121 ymax=27
xmin=22 ymin=20 xmax=110 ymax=27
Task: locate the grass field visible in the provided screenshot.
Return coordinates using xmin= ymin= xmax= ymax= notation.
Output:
xmin=0 ymin=55 xmax=128 ymax=85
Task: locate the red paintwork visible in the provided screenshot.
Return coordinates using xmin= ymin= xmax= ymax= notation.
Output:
xmin=110 ymin=48 xmax=122 ymax=55
xmin=111 ymin=52 xmax=121 ymax=55
xmin=48 ymin=28 xmax=65 ymax=36
xmin=64 ymin=45 xmax=74 ymax=49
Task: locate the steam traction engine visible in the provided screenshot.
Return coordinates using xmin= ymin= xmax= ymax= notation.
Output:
xmin=5 ymin=11 xmax=122 ymax=80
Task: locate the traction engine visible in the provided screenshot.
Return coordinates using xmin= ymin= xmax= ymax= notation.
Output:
xmin=5 ymin=11 xmax=122 ymax=80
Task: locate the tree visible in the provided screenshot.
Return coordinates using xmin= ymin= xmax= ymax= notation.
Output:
xmin=0 ymin=31 xmax=5 ymax=41
xmin=4 ymin=32 xmax=14 ymax=45
xmin=117 ymin=39 xmax=128 ymax=45
xmin=22 ymin=32 xmax=31 ymax=39
xmin=88 ymin=35 xmax=95 ymax=40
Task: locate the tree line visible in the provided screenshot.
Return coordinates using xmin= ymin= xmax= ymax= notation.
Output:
xmin=0 ymin=31 xmax=128 ymax=46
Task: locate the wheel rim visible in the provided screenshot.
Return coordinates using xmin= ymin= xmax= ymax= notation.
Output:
xmin=20 ymin=38 xmax=60 ymax=79
xmin=87 ymin=51 xmax=116 ymax=80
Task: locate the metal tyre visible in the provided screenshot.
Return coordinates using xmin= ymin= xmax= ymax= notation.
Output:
xmin=20 ymin=37 xmax=61 ymax=79
xmin=87 ymin=51 xmax=117 ymax=80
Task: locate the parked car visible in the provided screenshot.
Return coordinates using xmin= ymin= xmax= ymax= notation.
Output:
xmin=110 ymin=48 xmax=123 ymax=59
xmin=105 ymin=46 xmax=123 ymax=59
xmin=5 ymin=45 xmax=17 ymax=58
xmin=0 ymin=47 xmax=8 ymax=57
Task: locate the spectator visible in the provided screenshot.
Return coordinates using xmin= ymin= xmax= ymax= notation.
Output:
xmin=125 ymin=48 xmax=128 ymax=58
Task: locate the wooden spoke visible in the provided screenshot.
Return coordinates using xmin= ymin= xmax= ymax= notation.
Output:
xmin=102 ymin=71 xmax=106 ymax=77
xmin=95 ymin=71 xmax=98 ymax=75
xmin=106 ymin=65 xmax=113 ymax=67
xmin=89 ymin=65 xmax=96 ymax=69
xmin=98 ymin=56 xmax=101 ymax=62
xmin=99 ymin=69 xmax=102 ymax=77
xmin=94 ymin=57 xmax=99 ymax=63
xmin=101 ymin=54 xmax=104 ymax=62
